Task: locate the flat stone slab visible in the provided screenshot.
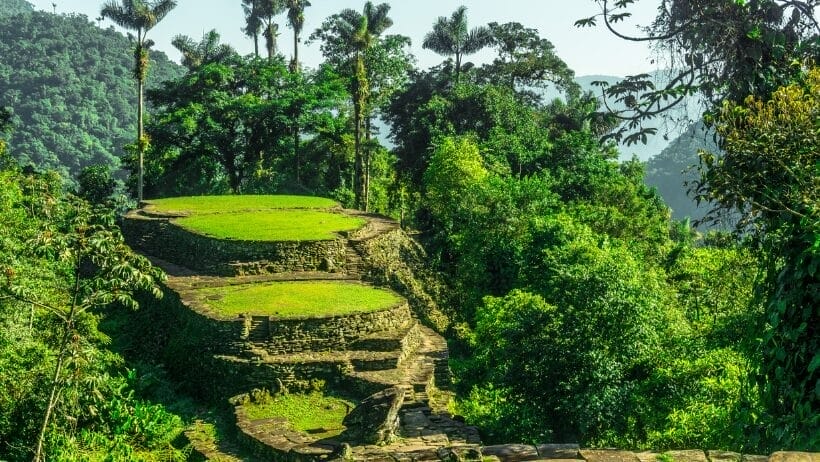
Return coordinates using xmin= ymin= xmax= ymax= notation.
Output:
xmin=768 ymin=453 xmax=819 ymax=462
xmin=637 ymin=450 xmax=707 ymax=462
xmin=707 ymin=451 xmax=768 ymax=462
xmin=581 ymin=450 xmax=641 ymax=462
xmin=537 ymin=444 xmax=581 ymax=459
xmin=483 ymin=444 xmax=540 ymax=461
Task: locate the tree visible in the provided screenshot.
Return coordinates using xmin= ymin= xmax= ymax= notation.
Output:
xmin=241 ymin=0 xmax=284 ymax=60
xmin=1 ymin=193 xmax=164 ymax=461
xmin=241 ymin=0 xmax=262 ymax=57
xmin=146 ymin=57 xmax=346 ymax=195
xmin=100 ymin=0 xmax=177 ymax=203
xmin=480 ymin=22 xmax=580 ymax=102
xmin=576 ymin=0 xmax=820 ymax=145
xmin=171 ymin=29 xmax=237 ymax=70
xmin=695 ymin=68 xmax=819 ymax=448
xmin=422 ymin=6 xmax=491 ymax=84
xmin=285 ymin=0 xmax=311 ymax=183
xmin=286 ymin=0 xmax=310 ymax=72
xmin=0 ymin=10 xmax=182 ymax=181
xmin=311 ymin=2 xmax=398 ymax=210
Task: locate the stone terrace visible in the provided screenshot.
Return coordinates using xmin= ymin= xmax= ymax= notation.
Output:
xmin=122 ymin=198 xmax=482 ymax=461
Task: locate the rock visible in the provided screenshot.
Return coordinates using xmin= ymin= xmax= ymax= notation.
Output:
xmin=768 ymin=453 xmax=818 ymax=462
xmin=438 ymin=446 xmax=483 ymax=461
xmin=342 ymin=387 xmax=405 ymax=444
xmin=537 ymin=444 xmax=581 ymax=459
xmin=580 ymin=450 xmax=641 ymax=462
xmin=482 ymin=444 xmax=539 ymax=461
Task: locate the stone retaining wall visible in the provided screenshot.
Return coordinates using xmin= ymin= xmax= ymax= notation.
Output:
xmin=253 ymin=302 xmax=414 ymax=355
xmin=122 ymin=214 xmax=348 ymax=276
xmin=356 ymin=228 xmax=450 ymax=331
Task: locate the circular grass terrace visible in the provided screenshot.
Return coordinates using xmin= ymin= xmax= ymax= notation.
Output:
xmin=174 ymin=210 xmax=365 ymax=241
xmin=243 ymin=391 xmax=357 ymax=439
xmin=142 ymin=195 xmax=365 ymax=242
xmin=144 ymin=195 xmax=339 ymax=215
xmin=193 ymin=281 xmax=402 ymax=318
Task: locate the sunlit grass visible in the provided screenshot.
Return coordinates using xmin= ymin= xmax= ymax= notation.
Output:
xmin=244 ymin=392 xmax=356 ymax=439
xmin=173 ymin=210 xmax=365 ymax=241
xmin=144 ymin=195 xmax=338 ymax=215
xmin=195 ymin=281 xmax=402 ymax=317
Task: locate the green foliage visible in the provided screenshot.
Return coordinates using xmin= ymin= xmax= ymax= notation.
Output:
xmin=0 ymin=161 xmax=185 ymax=460
xmin=310 ymin=2 xmax=413 ymax=210
xmin=77 ymin=165 xmax=117 ymax=205
xmin=696 ymin=68 xmax=819 ymax=449
xmin=146 ymin=57 xmax=347 ymax=196
xmin=0 ymin=10 xmax=182 ymax=180
xmin=579 ymin=0 xmax=819 ymax=144
xmin=192 ymin=281 xmax=401 ymax=318
xmin=479 ymin=21 xmax=580 ymax=102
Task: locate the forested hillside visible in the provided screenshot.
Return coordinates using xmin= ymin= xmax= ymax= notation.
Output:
xmin=0 ymin=7 xmax=182 ymax=180
xmin=0 ymin=0 xmax=31 ymax=17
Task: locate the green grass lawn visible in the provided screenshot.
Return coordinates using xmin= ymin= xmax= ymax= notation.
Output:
xmin=195 ymin=281 xmax=402 ymax=317
xmin=173 ymin=210 xmax=365 ymax=241
xmin=244 ymin=392 xmax=356 ymax=439
xmin=144 ymin=195 xmax=338 ymax=215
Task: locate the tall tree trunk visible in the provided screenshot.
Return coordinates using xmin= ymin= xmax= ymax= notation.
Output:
xmin=293 ymin=119 xmax=300 ymax=184
xmin=253 ymin=33 xmax=259 ymax=57
xmin=292 ymin=30 xmax=299 ymax=72
xmin=137 ymin=76 xmax=144 ymax=203
xmin=364 ymin=116 xmax=372 ymax=212
xmin=455 ymin=52 xmax=462 ymax=84
xmin=353 ymin=53 xmax=368 ymax=210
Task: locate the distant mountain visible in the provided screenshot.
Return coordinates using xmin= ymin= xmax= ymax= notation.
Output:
xmin=644 ymin=121 xmax=719 ymax=223
xmin=0 ymin=0 xmax=32 ymax=17
xmin=0 ymin=5 xmax=183 ymax=179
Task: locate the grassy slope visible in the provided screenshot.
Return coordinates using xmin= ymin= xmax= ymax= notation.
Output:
xmin=194 ymin=281 xmax=401 ymax=317
xmin=144 ymin=195 xmax=339 ymax=214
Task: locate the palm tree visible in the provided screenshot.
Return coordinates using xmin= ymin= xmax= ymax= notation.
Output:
xmin=286 ymin=0 xmax=310 ymax=72
xmin=100 ymin=0 xmax=177 ymax=204
xmin=330 ymin=2 xmax=392 ymax=210
xmin=285 ymin=0 xmax=310 ymax=183
xmin=172 ymin=30 xmax=237 ymax=70
xmin=422 ymin=6 xmax=491 ymax=84
xmin=241 ymin=0 xmax=262 ymax=57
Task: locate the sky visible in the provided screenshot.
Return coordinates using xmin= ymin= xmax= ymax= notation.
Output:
xmin=29 ymin=0 xmax=661 ymax=77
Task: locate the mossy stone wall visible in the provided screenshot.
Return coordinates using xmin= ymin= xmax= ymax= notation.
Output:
xmin=357 ymin=229 xmax=450 ymax=331
xmin=122 ymin=214 xmax=347 ymax=276
xmin=253 ymin=303 xmax=413 ymax=355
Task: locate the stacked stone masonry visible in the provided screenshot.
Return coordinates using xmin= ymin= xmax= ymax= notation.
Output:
xmin=122 ymin=210 xmax=349 ymax=276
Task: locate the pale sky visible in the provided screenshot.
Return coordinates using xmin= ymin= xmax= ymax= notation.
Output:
xmin=29 ymin=0 xmax=660 ymax=77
